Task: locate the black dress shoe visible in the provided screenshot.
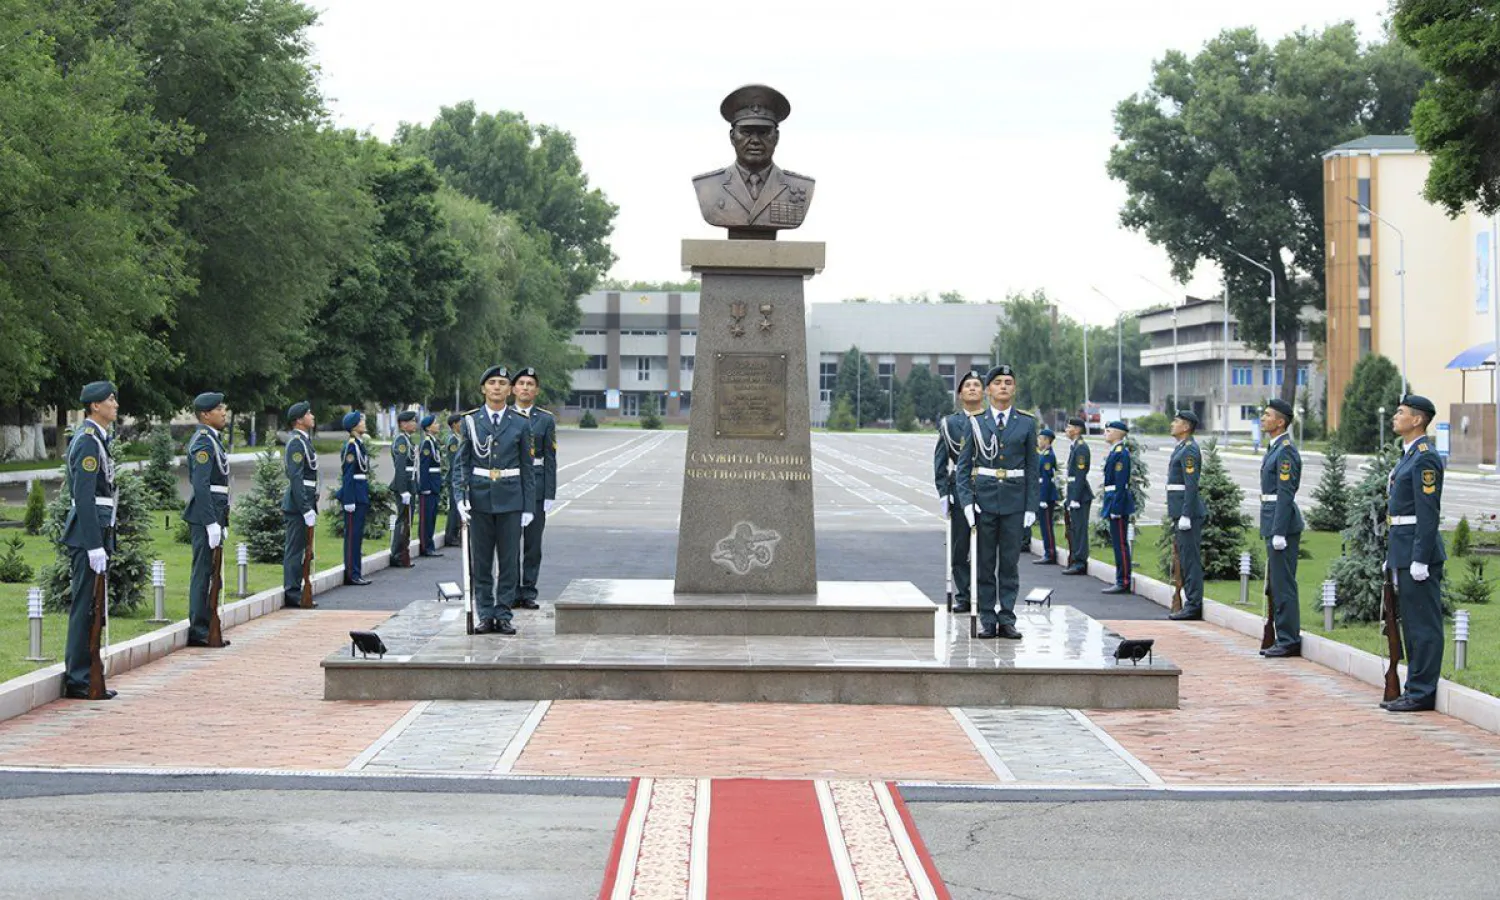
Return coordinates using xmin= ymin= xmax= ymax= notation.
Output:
xmin=419 ymin=551 xmax=444 ymax=558
xmin=473 ymin=619 xmax=496 ymax=634
xmin=997 ymin=624 xmax=1023 ymax=640
xmin=1383 ymin=695 xmax=1435 ymax=712
xmin=950 ymin=604 xmax=971 ymax=614
xmin=1101 ymin=585 xmax=1131 ymax=595
xmin=1060 ymin=566 xmax=1086 ymax=575
xmin=515 ymin=599 xmax=540 ymax=610
xmin=495 ymin=620 xmax=518 ymax=635
xmin=1261 ymin=644 xmax=1301 ymax=658
xmin=63 ymin=687 xmax=117 ymax=700
xmin=1168 ymin=609 xmax=1203 ymax=621
xmin=187 ymin=638 xmax=231 ymax=648
xmin=1031 ymin=557 xmax=1057 ymax=565
xmin=975 ymin=628 xmax=998 ymax=639
xmin=350 ymin=577 xmax=372 ymax=586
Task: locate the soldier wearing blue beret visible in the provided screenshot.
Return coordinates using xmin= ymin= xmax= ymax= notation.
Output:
xmin=61 ymin=381 xmax=120 ymax=699
xmin=933 ymin=370 xmax=986 ymax=612
xmin=1099 ymin=420 xmax=1135 ymax=593
xmin=511 ymin=367 xmax=557 ymax=610
xmin=453 ymin=366 xmax=535 ymax=634
xmin=416 ymin=413 xmax=444 ymax=558
xmin=1259 ymin=399 xmax=1304 ymax=657
xmin=337 ymin=410 xmax=372 ymax=586
xmin=1382 ymin=396 xmax=1446 ymax=712
xmin=281 ymin=401 xmax=319 ymax=608
xmin=388 ymin=410 xmax=419 ymax=568
xmin=954 ymin=365 xmax=1039 ymax=639
xmin=443 ymin=413 xmax=465 ymax=549
xmin=182 ymin=392 xmax=231 ymax=647
xmin=1061 ymin=416 xmax=1093 ymax=575
xmin=1167 ymin=410 xmax=1208 ymax=621
xmin=1033 ymin=427 xmax=1060 ymax=565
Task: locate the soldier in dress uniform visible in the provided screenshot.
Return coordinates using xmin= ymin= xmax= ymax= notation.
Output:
xmin=416 ymin=414 xmax=444 ymax=557
xmin=388 ymin=410 xmax=418 ymax=567
xmin=1166 ymin=410 xmax=1208 ymax=620
xmin=182 ymin=392 xmax=231 ymax=647
xmin=511 ymin=367 xmax=556 ymax=610
xmin=443 ymin=413 xmax=464 ymax=548
xmin=933 ymin=370 xmax=986 ymax=612
xmin=61 ymin=381 xmax=120 ymax=699
xmin=281 ymin=401 xmax=319 ymax=609
xmin=1382 ymin=395 xmax=1446 ymax=712
xmin=453 ymin=366 xmax=535 ymax=635
xmin=954 ymin=365 xmax=1039 ymax=639
xmin=1258 ymin=398 xmax=1304 ymax=657
xmin=1033 ymin=427 xmax=1060 ymax=565
xmin=1099 ymin=420 xmax=1135 ymax=594
xmin=1061 ymin=417 xmax=1093 ymax=575
xmin=337 ymin=411 xmax=372 ymax=586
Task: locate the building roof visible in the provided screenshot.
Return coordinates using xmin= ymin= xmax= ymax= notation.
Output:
xmin=1322 ymin=135 xmax=1419 ymax=157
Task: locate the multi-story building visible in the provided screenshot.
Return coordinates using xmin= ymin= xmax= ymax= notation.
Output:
xmin=1137 ymin=298 xmax=1323 ymax=435
xmin=564 ymin=291 xmax=1003 ymax=424
xmin=1323 ymin=135 xmax=1499 ymax=463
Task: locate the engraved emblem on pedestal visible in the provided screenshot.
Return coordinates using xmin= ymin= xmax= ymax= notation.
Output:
xmin=711 ymin=521 xmax=782 ymax=575
xmin=729 ymin=301 xmax=747 ymax=338
xmin=758 ymin=304 xmax=773 ymax=332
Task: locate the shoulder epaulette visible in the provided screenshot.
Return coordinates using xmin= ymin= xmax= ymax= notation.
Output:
xmin=535 ymin=407 xmax=554 ymax=417
xmin=1416 ymin=441 xmax=1429 ymax=453
xmin=1013 ymin=409 xmax=1034 ymax=418
xmin=782 ymin=169 xmax=813 ymax=182
xmin=692 ymin=167 xmax=727 ymax=181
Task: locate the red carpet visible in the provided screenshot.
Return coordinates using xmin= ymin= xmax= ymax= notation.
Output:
xmin=707 ymin=779 xmax=843 ymax=898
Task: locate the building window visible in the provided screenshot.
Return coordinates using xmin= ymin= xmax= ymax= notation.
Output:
xmin=679 ymin=393 xmax=692 ymax=414
xmin=621 ymin=329 xmax=667 ymax=337
xmin=573 ymin=393 xmax=598 ymax=410
xmin=1297 ymin=365 xmax=1309 ymax=387
xmin=1358 ymin=255 xmax=1371 ymax=290
xmin=636 ymin=357 xmax=651 ymax=381
xmin=819 ymin=361 xmax=838 ymax=403
xmin=680 ymin=355 xmax=694 ymax=372
xmin=938 ymin=363 xmax=955 ymax=393
xmin=1358 ymin=327 xmax=1372 ymax=357
xmin=1357 ymin=178 xmax=1371 ymax=239
xmin=583 ymin=355 xmax=606 ymax=371
xmin=1232 ymin=365 xmax=1252 ymax=386
xmin=878 ymin=361 xmax=894 ymax=390
xmin=1240 ymin=405 xmax=1259 ymax=420
xmin=1230 ymin=323 xmax=1241 ymax=341
xmin=1262 ymin=366 xmax=1283 ymax=387
xmin=574 ymin=328 xmax=606 ymax=336
xmin=680 ymin=330 xmax=697 ymax=337
xmin=622 ymin=393 xmax=639 ymax=416
xmin=1359 ymin=295 xmax=1370 ymax=316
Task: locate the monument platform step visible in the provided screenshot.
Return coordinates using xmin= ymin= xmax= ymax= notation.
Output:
xmin=553 ymin=579 xmax=938 ymax=638
xmin=322 ymin=600 xmax=1178 ymax=709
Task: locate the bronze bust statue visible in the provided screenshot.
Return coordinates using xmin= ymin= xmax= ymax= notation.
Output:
xmin=693 ymin=84 xmax=815 ymax=240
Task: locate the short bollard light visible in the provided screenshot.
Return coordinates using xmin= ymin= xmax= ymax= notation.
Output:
xmin=1455 ymin=609 xmax=1471 ymax=672
xmin=236 ymin=542 xmax=249 ymax=597
xmin=1321 ymin=579 xmax=1337 ymax=631
xmin=1238 ymin=552 xmax=1252 ymax=606
xmin=26 ymin=587 xmax=51 ymax=662
xmin=148 ymin=559 xmax=169 ymax=624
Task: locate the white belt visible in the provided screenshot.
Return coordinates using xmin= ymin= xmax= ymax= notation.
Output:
xmin=352 ymin=474 xmax=367 ymax=480
xmin=302 ymin=480 xmax=317 ymax=488
xmin=532 ymin=459 xmax=544 ymax=466
xmin=976 ymin=467 xmax=1025 ymax=478
xmin=1067 ymin=476 xmax=1084 ymax=481
xmin=210 ymin=485 xmax=229 ymax=494
xmin=1389 ymin=515 xmax=1417 ymax=526
xmin=1103 ymin=485 xmax=1116 ymax=492
xmin=94 ymin=497 xmax=116 ymax=507
xmin=473 ymin=466 xmax=520 ymax=479
xmin=1260 ymin=494 xmax=1276 ymax=502
xmin=1166 ymin=485 xmax=1185 ymax=492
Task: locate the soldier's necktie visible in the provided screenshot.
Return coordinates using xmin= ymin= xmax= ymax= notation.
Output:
xmin=747 ymin=172 xmax=762 ymax=200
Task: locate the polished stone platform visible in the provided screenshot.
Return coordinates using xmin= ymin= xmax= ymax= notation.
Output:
xmin=322 ymin=599 xmax=1179 ymax=708
xmin=553 ymin=579 xmax=938 ymax=638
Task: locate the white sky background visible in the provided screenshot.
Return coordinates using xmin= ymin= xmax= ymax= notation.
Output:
xmin=307 ymin=0 xmax=1391 ymax=323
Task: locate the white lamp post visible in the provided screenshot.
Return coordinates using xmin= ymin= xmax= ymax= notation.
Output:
xmin=1090 ymin=286 xmax=1127 ymax=423
xmin=1350 ymin=197 xmax=1408 ymax=395
xmin=1228 ymin=247 xmax=1278 ymax=404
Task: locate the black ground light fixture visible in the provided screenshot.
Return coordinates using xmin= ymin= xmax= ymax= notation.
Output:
xmin=349 ymin=631 xmax=388 ymax=659
xmin=1113 ymin=638 xmax=1154 ymax=666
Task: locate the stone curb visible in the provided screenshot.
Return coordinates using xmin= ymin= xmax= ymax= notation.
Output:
xmin=896 ymin=781 xmax=1500 ymax=803
xmin=1035 ymin=537 xmax=1500 ymax=736
xmin=0 ymin=535 xmax=430 ymax=725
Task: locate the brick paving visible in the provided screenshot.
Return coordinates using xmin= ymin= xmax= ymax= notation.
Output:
xmin=0 ymin=611 xmax=413 ymax=770
xmin=512 ymin=700 xmax=998 ymax=783
xmin=1090 ymin=620 xmax=1500 ymax=784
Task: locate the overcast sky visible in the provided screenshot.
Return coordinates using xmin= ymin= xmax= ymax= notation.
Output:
xmin=307 ymin=0 xmax=1391 ymax=322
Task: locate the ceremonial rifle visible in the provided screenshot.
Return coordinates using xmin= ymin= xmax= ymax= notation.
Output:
xmin=1381 ymin=567 xmax=1403 ymax=702
xmin=1169 ymin=531 xmax=1184 ymax=614
xmin=1062 ymin=501 xmax=1072 ymax=561
xmin=87 ymin=555 xmax=108 ymax=699
xmin=205 ymin=456 xmax=228 ymax=647
xmin=1260 ymin=559 xmax=1276 ymax=651
xmin=300 ymin=523 xmax=316 ymax=608
xmin=943 ymin=500 xmax=954 ymax=611
xmin=461 ymin=518 xmax=474 ymax=635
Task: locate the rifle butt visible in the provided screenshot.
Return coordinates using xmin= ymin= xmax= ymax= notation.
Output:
xmin=207 ymin=544 xmax=225 ymax=647
xmin=301 ymin=524 xmax=316 ymax=608
xmin=87 ymin=572 xmax=107 ymax=699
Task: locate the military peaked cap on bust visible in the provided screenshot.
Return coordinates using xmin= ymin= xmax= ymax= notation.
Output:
xmin=79 ymin=381 xmax=116 ymax=406
xmin=1106 ymin=420 xmax=1129 ymax=433
xmin=1066 ymin=416 xmax=1086 ymax=429
xmin=984 ymin=365 xmax=1016 ymax=386
xmin=1173 ymin=409 xmax=1200 ymax=428
xmin=957 ymin=370 xmax=985 ymax=392
xmin=1039 ymin=427 xmax=1055 ymax=439
xmin=420 ymin=413 xmax=435 ymax=429
xmin=396 ymin=410 xmax=417 ymax=423
xmin=513 ymin=367 xmax=539 ymax=383
xmin=193 ymin=392 xmax=224 ymax=412
xmin=446 ymin=413 xmax=463 ymax=426
xmin=286 ymin=401 xmax=311 ymax=423
xmin=1401 ymin=394 xmax=1437 ymax=419
xmin=342 ymin=411 xmax=362 ymax=431
xmin=1266 ymin=398 xmax=1295 ymax=422
xmin=480 ymin=365 xmax=510 ymax=384
xmin=720 ymin=84 xmax=791 ymax=125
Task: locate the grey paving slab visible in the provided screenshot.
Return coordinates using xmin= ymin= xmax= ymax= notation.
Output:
xmin=958 ymin=707 xmax=1152 ymax=785
xmin=360 ymin=700 xmax=539 ymax=773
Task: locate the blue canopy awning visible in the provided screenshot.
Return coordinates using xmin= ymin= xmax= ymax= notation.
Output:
xmin=1446 ymin=341 xmax=1497 ymax=370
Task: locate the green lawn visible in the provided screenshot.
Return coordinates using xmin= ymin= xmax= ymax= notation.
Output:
xmin=0 ymin=504 xmax=344 ymax=683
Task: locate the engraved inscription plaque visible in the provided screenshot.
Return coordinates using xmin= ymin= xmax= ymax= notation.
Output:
xmin=714 ymin=352 xmax=787 ymax=439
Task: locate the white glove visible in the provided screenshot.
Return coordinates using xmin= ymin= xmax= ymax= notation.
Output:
xmin=543 ymin=499 xmax=555 ymax=514
xmin=206 ymin=522 xmax=223 ymax=549
xmin=343 ymin=503 xmax=356 ymax=513
xmin=964 ymin=505 xmax=975 ymax=528
xmin=1177 ymin=516 xmax=1191 ymax=532
xmin=87 ymin=548 xmax=108 ymax=574
xmin=1411 ymin=561 xmax=1430 ymax=582
xmin=400 ymin=492 xmax=411 ymax=506
xmin=1069 ymin=501 xmax=1081 ymax=510
xmin=303 ymin=510 xmax=318 ymax=527
xmin=457 ymin=500 xmax=471 ymax=524
xmin=1272 ymin=535 xmax=1287 ymax=551
xmin=521 ymin=512 xmax=534 ymax=528
xmin=1023 ymin=511 xmax=1037 ymax=529
xmin=1381 ymin=559 xmax=1388 ymax=573
xmin=940 ymin=496 xmax=950 ymax=518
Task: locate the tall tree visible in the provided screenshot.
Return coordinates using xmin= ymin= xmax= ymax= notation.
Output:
xmin=1336 ymin=353 xmax=1407 ymax=452
xmin=991 ymin=290 xmax=1083 ymax=413
xmin=396 ymin=102 xmax=618 ymax=302
xmin=831 ymin=347 xmax=886 ymax=427
xmin=903 ymin=365 xmax=952 ymax=424
xmin=1395 ymin=0 xmax=1500 ymax=215
xmin=1107 ymin=24 xmax=1429 ymax=402
xmin=1087 ymin=316 xmax=1151 ymax=407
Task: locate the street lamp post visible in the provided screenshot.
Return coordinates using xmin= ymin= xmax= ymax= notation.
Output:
xmin=1378 ymin=405 xmax=1387 ymax=449
xmin=1349 ymin=197 xmax=1408 ymax=395
xmin=1139 ymin=276 xmax=1182 ymax=413
xmin=1053 ymin=299 xmax=1091 ymax=423
xmin=1222 ymin=281 xmax=1231 ymax=442
xmin=1228 ymin=247 xmax=1278 ymax=403
xmin=1090 ymin=286 xmax=1126 ymax=423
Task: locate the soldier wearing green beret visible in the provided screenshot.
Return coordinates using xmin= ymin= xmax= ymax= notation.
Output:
xmin=416 ymin=413 xmax=444 ymax=557
xmin=1167 ymin=410 xmax=1208 ymax=621
xmin=443 ymin=413 xmax=464 ymax=548
xmin=61 ymin=381 xmax=120 ymax=699
xmin=1382 ymin=395 xmax=1447 ymax=712
xmin=182 ymin=392 xmax=231 ymax=647
xmin=281 ymin=401 xmax=319 ymax=608
xmin=1258 ymin=398 xmax=1304 ymax=657
xmin=389 ymin=410 xmax=418 ymax=567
